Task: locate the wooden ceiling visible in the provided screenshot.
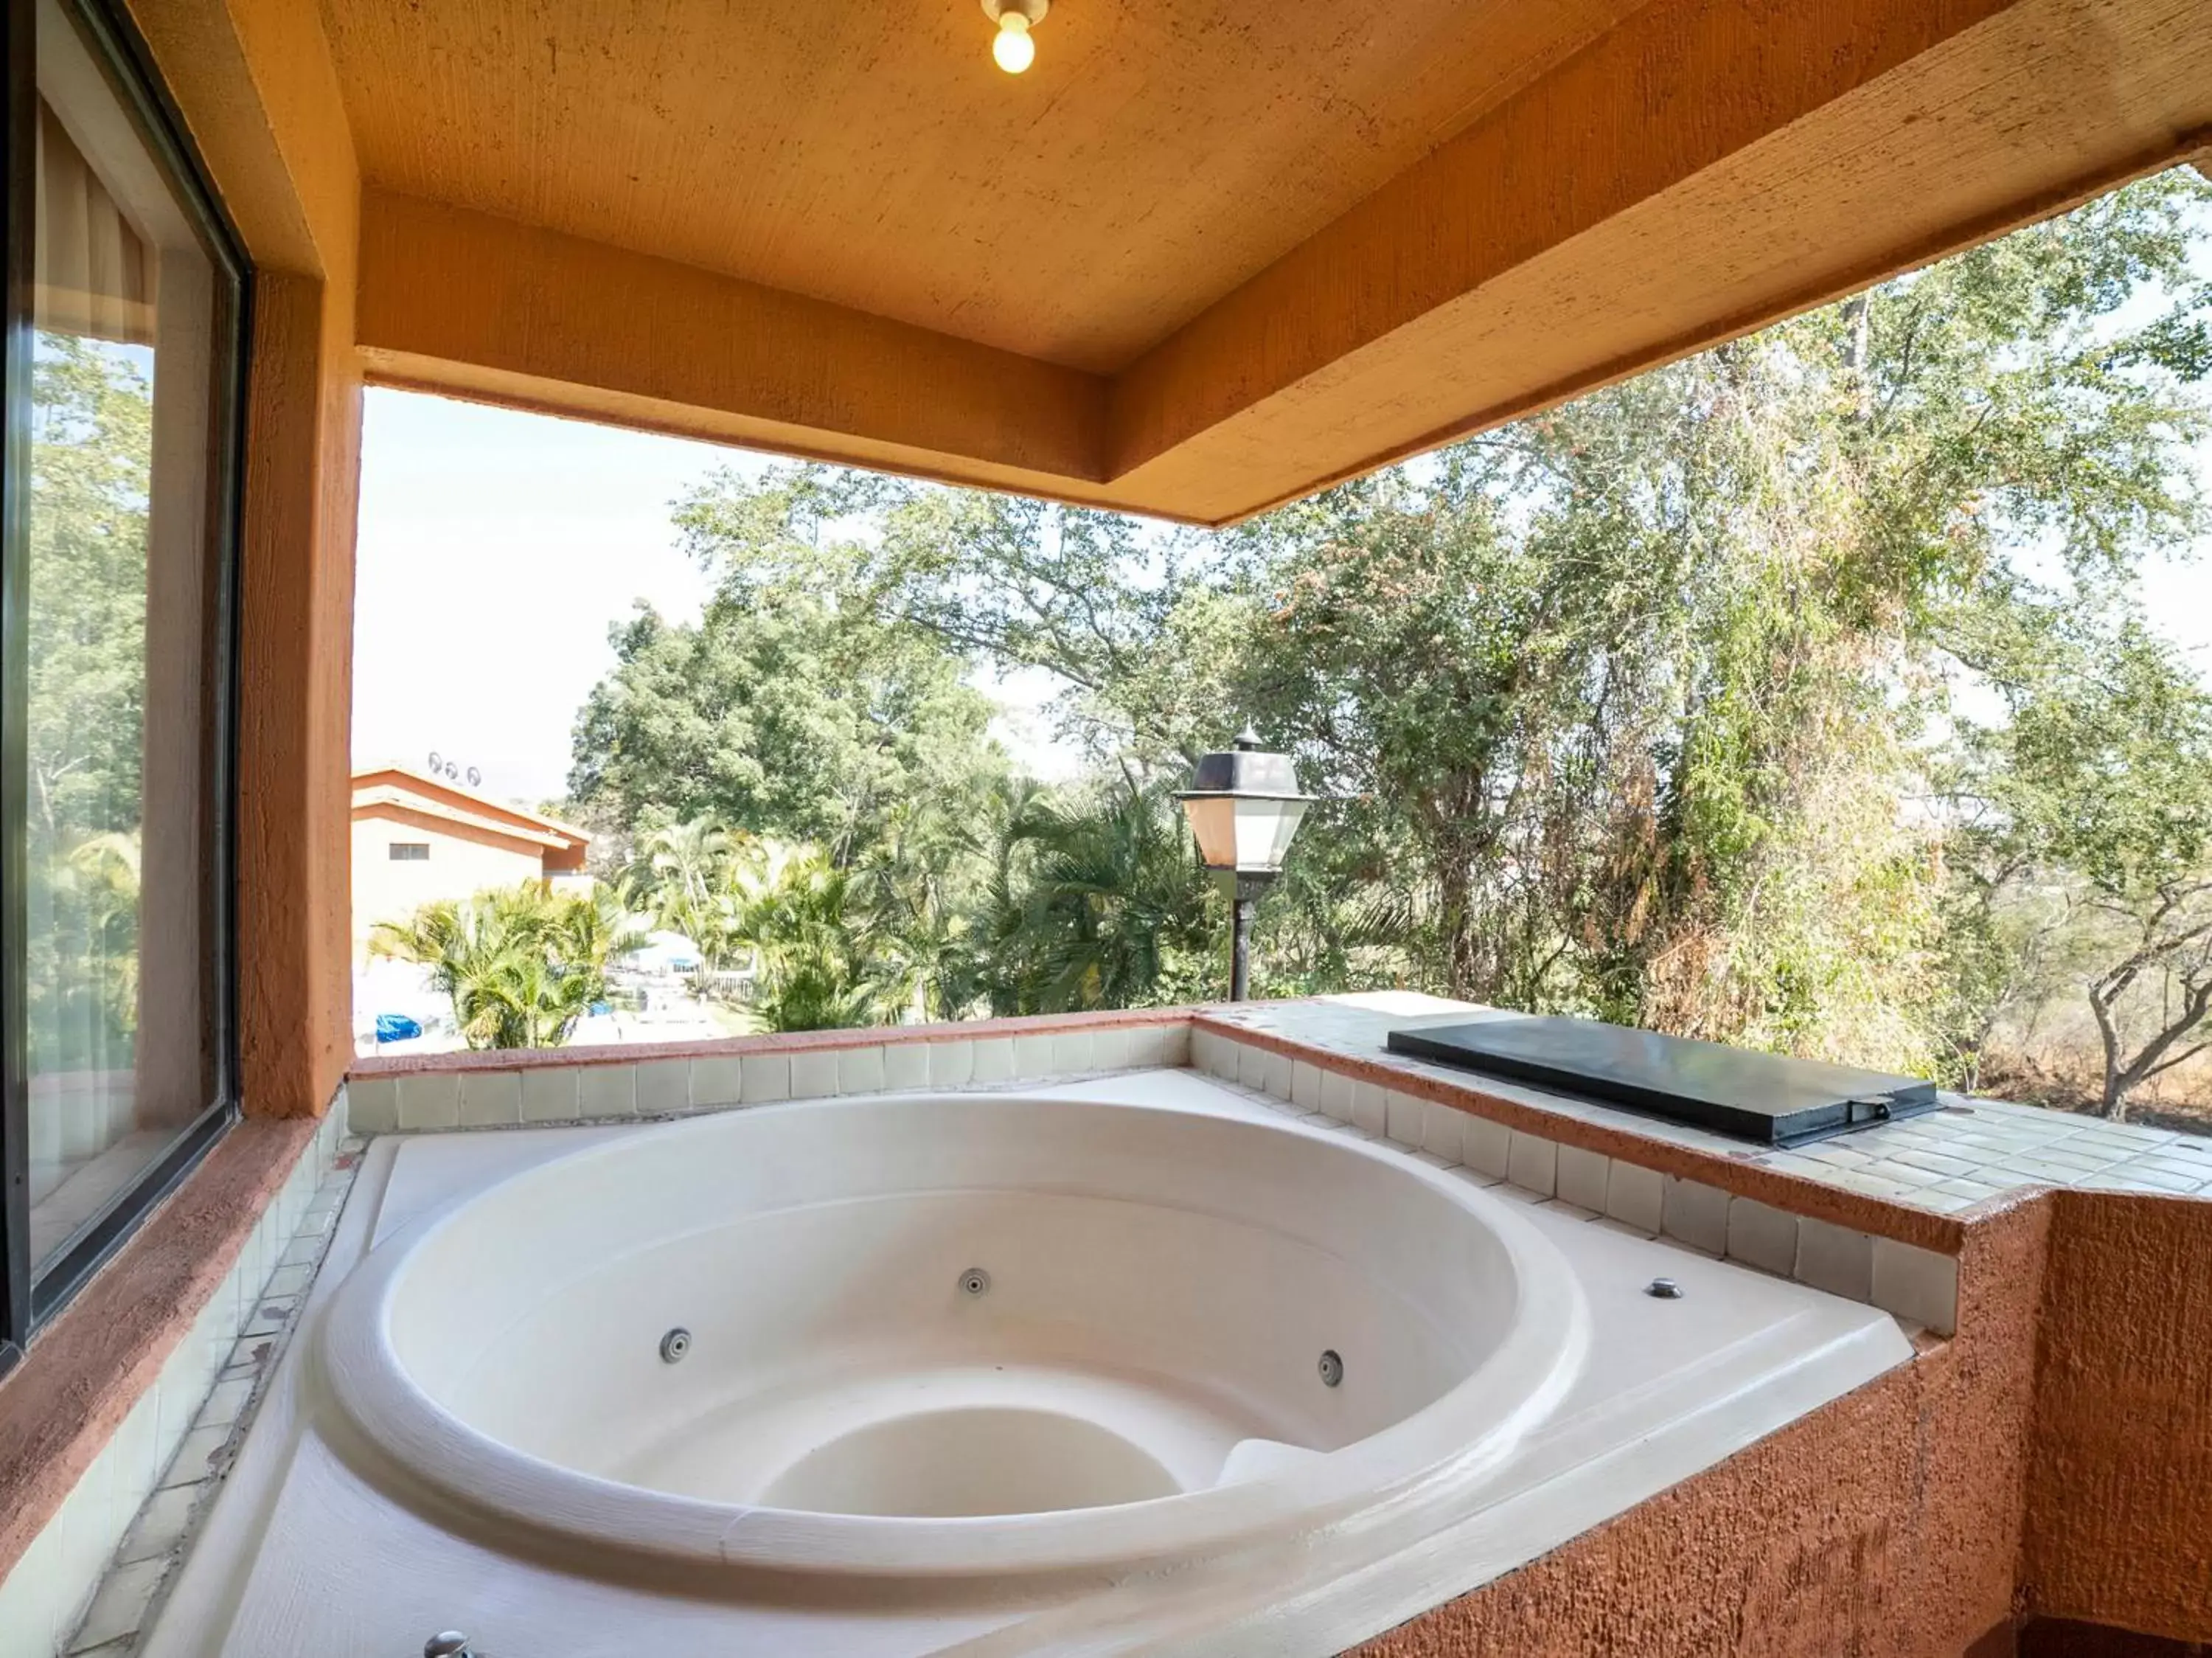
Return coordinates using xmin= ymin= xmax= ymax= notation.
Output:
xmin=325 ymin=0 xmax=2212 ymax=524
xmin=320 ymin=0 xmax=1647 ymax=373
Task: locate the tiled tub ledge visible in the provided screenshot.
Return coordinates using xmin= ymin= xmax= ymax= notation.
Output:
xmin=1201 ymin=996 xmax=2212 ymax=1214
xmin=346 ymin=1014 xmax=1193 ymax=1134
xmin=341 ymin=992 xmax=2209 ymax=1345
xmin=1181 ymin=995 xmax=2198 ymax=1342
xmin=0 ymin=1099 xmax=354 ymax=1658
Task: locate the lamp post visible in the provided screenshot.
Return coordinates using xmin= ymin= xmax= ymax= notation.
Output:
xmin=1176 ymin=729 xmax=1314 ymax=1001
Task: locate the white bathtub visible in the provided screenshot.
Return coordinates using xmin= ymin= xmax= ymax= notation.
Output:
xmin=147 ymin=1070 xmax=1915 ymax=1656
xmin=319 ymin=1092 xmax=1589 ymax=1586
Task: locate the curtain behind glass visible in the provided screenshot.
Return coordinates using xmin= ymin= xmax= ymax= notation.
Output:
xmin=24 ymin=0 xmax=223 ymax=1270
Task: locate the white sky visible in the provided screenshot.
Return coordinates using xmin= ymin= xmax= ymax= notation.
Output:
xmin=349 ymin=391 xmax=1088 ymax=803
xmin=352 ymin=389 xmax=2212 ymax=810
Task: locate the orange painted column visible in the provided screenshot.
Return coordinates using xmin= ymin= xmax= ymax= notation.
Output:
xmin=234 ymin=274 xmax=361 ymax=1120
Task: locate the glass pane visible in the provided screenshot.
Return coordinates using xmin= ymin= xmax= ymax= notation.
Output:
xmin=24 ymin=0 xmax=229 ymax=1272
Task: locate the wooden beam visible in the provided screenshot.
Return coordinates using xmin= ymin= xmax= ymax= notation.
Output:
xmin=355 ymin=192 xmax=1117 ymax=500
xmin=1107 ymin=0 xmax=2212 ymax=522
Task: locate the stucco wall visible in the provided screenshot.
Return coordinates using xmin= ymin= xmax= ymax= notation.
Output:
xmin=1357 ymin=1200 xmax=2049 ymax=1657
xmin=2020 ymin=1193 xmax=2212 ymax=1642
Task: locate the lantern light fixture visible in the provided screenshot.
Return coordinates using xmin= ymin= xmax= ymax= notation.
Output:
xmin=981 ymin=0 xmax=1048 ymax=74
xmin=1175 ymin=728 xmax=1315 ymax=1002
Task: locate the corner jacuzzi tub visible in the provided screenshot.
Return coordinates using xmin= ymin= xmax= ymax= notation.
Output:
xmin=319 ymin=1094 xmax=1590 ymax=1587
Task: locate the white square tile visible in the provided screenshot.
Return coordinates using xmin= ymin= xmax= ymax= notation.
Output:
xmin=72 ymin=1552 xmax=167 ymax=1650
xmin=1726 ymin=1197 xmax=1799 ymax=1276
xmin=1661 ymin=1176 xmax=1730 ymax=1255
xmin=1795 ymin=1218 xmax=1874 ymax=1301
xmin=790 ymin=1050 xmax=840 ymax=1099
xmin=108 ymin=1391 xmax=162 ymax=1510
xmin=1236 ymin=1043 xmax=1270 ymax=1092
xmin=1262 ymin=1049 xmax=1295 ymax=1100
xmin=1051 ymin=1030 xmax=1096 ymax=1075
xmin=118 ymin=1482 xmax=196 ymax=1566
xmin=1871 ymin=1238 xmax=1959 ymax=1334
xmin=1384 ymin=1091 xmax=1425 ymax=1149
xmin=881 ymin=1043 xmax=930 ymax=1091
xmin=457 ymin=1070 xmax=521 ymax=1128
xmin=1291 ymin=1062 xmax=1324 ymax=1111
xmin=159 ymin=1424 xmax=229 ymax=1491
xmin=1462 ymin=1115 xmax=1513 ymax=1179
xmin=1157 ymin=1024 xmax=1192 ymax=1066
xmin=740 ymin=1052 xmax=793 ymax=1104
xmin=193 ymin=1376 xmax=255 ymax=1432
xmin=0 ymin=1511 xmax=67 ymax=1658
xmin=1318 ymin=1069 xmax=1355 ymax=1123
xmin=689 ymin=1055 xmax=743 ymax=1108
xmin=635 ymin=1059 xmax=691 ymax=1115
xmin=1193 ymin=1028 xmax=1234 ymax=1080
xmin=577 ymin=1066 xmax=637 ymax=1119
xmin=971 ymin=1038 xmax=1015 ymax=1084
xmin=838 ymin=1046 xmax=887 ymax=1095
xmin=518 ymin=1068 xmax=579 ymax=1123
xmin=1508 ymin=1132 xmax=1558 ymax=1199
xmin=1014 ymin=1033 xmax=1057 ymax=1079
xmin=347 ymin=1076 xmax=398 ymax=1133
xmin=928 ymin=1041 xmax=975 ymax=1087
xmin=1352 ymin=1081 xmax=1389 ymax=1137
xmin=1557 ymin=1145 xmax=1611 ymax=1213
xmin=1422 ymin=1101 xmax=1465 ymax=1162
xmin=394 ymin=1072 xmax=460 ymax=1131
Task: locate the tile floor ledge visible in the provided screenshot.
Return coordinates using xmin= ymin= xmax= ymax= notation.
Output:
xmin=348 ymin=1016 xmax=1195 ymax=1136
xmin=1197 ymin=998 xmax=2208 ymax=1215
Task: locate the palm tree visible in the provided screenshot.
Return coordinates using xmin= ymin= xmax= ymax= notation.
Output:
xmin=978 ymin=783 xmax=1217 ymax=1013
xmin=844 ymin=794 xmax=990 ymax=1021
xmin=371 ymin=883 xmax=632 ymax=1050
xmin=631 ymin=814 xmax=746 ymax=976
xmin=726 ymin=850 xmax=900 ymax=1032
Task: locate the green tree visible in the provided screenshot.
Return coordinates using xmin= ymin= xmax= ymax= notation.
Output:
xmin=725 ymin=850 xmax=902 ymax=1033
xmin=968 ymin=783 xmax=1220 ymax=1015
xmin=371 ymin=884 xmax=633 ymax=1050
xmin=567 ymin=469 xmax=1009 ymax=861
xmin=756 ymin=170 xmax=2208 ymax=1078
xmin=1950 ymin=597 xmax=2212 ymax=1117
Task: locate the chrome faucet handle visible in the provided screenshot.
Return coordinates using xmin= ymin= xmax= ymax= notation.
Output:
xmin=424 ymin=1635 xmax=472 ymax=1658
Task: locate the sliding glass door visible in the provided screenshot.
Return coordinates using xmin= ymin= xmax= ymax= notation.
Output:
xmin=1 ymin=0 xmax=246 ymax=1370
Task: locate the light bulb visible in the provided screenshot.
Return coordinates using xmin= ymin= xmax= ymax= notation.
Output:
xmin=992 ymin=13 xmax=1034 ymax=73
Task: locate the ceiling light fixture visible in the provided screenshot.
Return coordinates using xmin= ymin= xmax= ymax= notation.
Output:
xmin=981 ymin=0 xmax=1048 ymax=74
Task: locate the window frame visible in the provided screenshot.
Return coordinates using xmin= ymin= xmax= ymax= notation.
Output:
xmin=0 ymin=0 xmax=251 ymax=1374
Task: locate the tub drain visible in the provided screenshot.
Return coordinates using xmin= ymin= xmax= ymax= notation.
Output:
xmin=1318 ymin=1349 xmax=1344 ymax=1388
xmin=959 ymin=1267 xmax=992 ymax=1297
xmin=659 ymin=1327 xmax=692 ymax=1363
